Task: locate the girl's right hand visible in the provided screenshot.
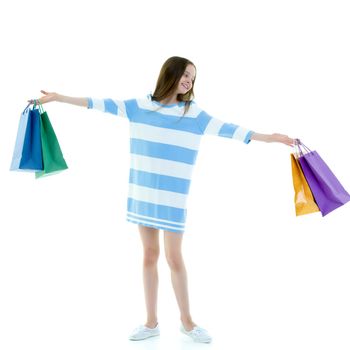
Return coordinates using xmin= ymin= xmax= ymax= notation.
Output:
xmin=28 ymin=90 xmax=59 ymax=105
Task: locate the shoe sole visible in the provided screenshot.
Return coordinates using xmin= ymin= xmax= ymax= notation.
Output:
xmin=129 ymin=333 xmax=160 ymax=341
xmin=180 ymin=329 xmax=212 ymax=343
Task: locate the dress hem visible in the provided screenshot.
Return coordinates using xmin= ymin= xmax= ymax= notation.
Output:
xmin=126 ymin=218 xmax=185 ymax=234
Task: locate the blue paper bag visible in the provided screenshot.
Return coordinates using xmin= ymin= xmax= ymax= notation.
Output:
xmin=10 ymin=103 xmax=33 ymax=171
xmin=10 ymin=103 xmax=44 ymax=171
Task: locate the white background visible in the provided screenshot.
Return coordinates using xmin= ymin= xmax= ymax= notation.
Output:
xmin=1 ymin=1 xmax=349 ymax=349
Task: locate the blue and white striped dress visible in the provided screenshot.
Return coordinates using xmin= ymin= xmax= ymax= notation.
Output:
xmin=87 ymin=96 xmax=254 ymax=233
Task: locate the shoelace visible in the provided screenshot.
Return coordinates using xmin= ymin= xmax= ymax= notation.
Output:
xmin=191 ymin=327 xmax=211 ymax=340
xmin=190 ymin=327 xmax=204 ymax=335
xmin=133 ymin=326 xmax=143 ymax=333
xmin=134 ymin=325 xmax=150 ymax=333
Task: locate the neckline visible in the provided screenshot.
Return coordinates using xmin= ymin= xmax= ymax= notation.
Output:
xmin=152 ymin=99 xmax=185 ymax=108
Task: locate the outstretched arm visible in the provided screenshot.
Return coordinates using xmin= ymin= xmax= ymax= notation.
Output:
xmin=250 ymin=132 xmax=294 ymax=146
xmin=195 ymin=108 xmax=294 ymax=146
xmin=29 ymin=90 xmax=129 ymax=119
xmin=28 ymin=90 xmax=88 ymax=108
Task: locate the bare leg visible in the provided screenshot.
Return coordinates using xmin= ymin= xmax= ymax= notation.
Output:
xmin=164 ymin=231 xmax=196 ymax=331
xmin=138 ymin=224 xmax=160 ymax=328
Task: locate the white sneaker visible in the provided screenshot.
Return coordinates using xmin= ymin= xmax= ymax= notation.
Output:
xmin=180 ymin=324 xmax=212 ymax=343
xmin=129 ymin=323 xmax=160 ymax=341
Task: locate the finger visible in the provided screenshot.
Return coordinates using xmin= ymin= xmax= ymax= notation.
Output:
xmin=40 ymin=90 xmax=48 ymax=95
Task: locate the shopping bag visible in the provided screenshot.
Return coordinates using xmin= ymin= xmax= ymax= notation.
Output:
xmin=10 ymin=103 xmax=31 ymax=171
xmin=12 ymin=102 xmax=43 ymax=171
xmin=35 ymin=101 xmax=68 ymax=178
xmin=290 ymin=153 xmax=320 ymax=216
xmin=296 ymin=140 xmax=350 ymax=216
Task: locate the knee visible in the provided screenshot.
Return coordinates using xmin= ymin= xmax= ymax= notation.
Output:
xmin=143 ymin=247 xmax=160 ymax=267
xmin=165 ymin=253 xmax=184 ymax=272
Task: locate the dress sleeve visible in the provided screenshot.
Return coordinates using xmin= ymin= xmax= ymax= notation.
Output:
xmin=87 ymin=97 xmax=129 ymax=120
xmin=196 ymin=110 xmax=254 ymax=144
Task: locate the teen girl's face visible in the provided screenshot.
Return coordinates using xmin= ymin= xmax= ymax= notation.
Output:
xmin=176 ymin=64 xmax=196 ymax=95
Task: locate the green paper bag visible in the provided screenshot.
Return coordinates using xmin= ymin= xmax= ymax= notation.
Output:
xmin=35 ymin=102 xmax=68 ymax=178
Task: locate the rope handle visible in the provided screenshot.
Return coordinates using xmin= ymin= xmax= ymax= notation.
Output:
xmin=23 ymin=102 xmax=31 ymax=113
xmin=34 ymin=99 xmax=45 ymax=114
xmin=293 ymin=138 xmax=312 ymax=158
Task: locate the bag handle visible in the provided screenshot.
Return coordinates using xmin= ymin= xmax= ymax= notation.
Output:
xmin=294 ymin=139 xmax=312 ymax=157
xmin=23 ymin=102 xmax=31 ymax=113
xmin=293 ymin=139 xmax=302 ymax=158
xmin=35 ymin=99 xmax=45 ymax=114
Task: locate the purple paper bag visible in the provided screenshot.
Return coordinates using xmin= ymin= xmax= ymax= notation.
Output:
xmin=297 ymin=141 xmax=350 ymax=216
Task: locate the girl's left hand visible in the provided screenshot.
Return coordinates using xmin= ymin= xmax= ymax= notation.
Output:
xmin=270 ymin=133 xmax=295 ymax=146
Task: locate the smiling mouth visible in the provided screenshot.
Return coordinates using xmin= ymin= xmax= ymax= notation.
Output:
xmin=182 ymin=83 xmax=190 ymax=90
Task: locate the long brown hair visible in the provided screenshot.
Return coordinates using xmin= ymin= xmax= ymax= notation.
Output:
xmin=151 ymin=56 xmax=196 ymax=114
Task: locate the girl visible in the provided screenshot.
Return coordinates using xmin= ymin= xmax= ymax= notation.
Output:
xmin=30 ymin=56 xmax=294 ymax=343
